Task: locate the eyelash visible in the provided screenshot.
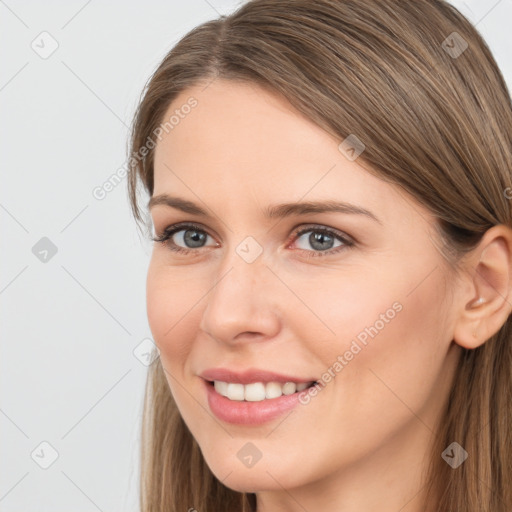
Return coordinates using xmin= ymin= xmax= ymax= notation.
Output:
xmin=151 ymin=222 xmax=355 ymax=258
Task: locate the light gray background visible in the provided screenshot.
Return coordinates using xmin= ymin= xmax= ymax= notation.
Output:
xmin=1 ymin=1 xmax=511 ymax=510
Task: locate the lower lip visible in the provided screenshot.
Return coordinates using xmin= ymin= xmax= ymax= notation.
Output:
xmin=203 ymin=379 xmax=308 ymax=425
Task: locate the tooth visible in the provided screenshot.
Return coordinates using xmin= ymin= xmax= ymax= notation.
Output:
xmin=282 ymin=382 xmax=297 ymax=395
xmin=265 ymin=382 xmax=283 ymax=399
xmin=214 ymin=380 xmax=228 ymax=397
xmin=226 ymin=383 xmax=245 ymax=401
xmin=244 ymin=382 xmax=266 ymax=401
xmin=296 ymin=382 xmax=309 ymax=391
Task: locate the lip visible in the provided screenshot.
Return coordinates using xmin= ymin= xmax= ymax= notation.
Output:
xmin=202 ymin=378 xmax=312 ymax=425
xmin=199 ymin=367 xmax=316 ymax=385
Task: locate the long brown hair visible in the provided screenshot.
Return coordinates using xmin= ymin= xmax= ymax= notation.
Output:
xmin=127 ymin=1 xmax=512 ymax=510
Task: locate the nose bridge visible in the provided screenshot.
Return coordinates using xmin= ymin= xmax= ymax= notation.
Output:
xmin=199 ymin=240 xmax=280 ymax=342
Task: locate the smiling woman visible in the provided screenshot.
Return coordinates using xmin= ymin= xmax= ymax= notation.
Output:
xmin=126 ymin=1 xmax=512 ymax=511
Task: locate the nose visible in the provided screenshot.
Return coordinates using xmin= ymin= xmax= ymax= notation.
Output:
xmin=198 ymin=249 xmax=281 ymax=346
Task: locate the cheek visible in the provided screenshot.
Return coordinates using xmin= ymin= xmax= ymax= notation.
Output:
xmin=146 ymin=262 xmax=206 ymax=422
xmin=290 ymin=262 xmax=450 ymax=426
xmin=146 ymin=260 xmax=200 ymax=368
xmin=321 ymin=266 xmax=451 ymax=431
xmin=279 ymin=265 xmax=405 ymax=357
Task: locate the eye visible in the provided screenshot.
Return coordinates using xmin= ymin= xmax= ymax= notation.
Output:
xmin=151 ymin=222 xmax=217 ymax=254
xmin=289 ymin=225 xmax=354 ymax=258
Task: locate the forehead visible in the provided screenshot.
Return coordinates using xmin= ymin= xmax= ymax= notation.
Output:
xmin=152 ymin=79 xmax=432 ymax=229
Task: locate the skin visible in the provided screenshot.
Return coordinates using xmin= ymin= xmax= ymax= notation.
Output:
xmin=147 ymin=78 xmax=512 ymax=512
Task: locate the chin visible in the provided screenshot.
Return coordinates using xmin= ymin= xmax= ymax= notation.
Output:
xmin=218 ymin=471 xmax=287 ymax=494
xmin=203 ymin=453 xmax=304 ymax=493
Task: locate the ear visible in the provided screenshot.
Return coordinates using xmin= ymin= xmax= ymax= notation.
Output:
xmin=453 ymin=224 xmax=512 ymax=349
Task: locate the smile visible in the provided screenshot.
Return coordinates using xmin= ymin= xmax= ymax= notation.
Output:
xmin=203 ymin=379 xmax=319 ymax=425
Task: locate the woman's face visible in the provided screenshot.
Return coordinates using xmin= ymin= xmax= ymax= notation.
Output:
xmin=147 ymin=78 xmax=462 ymax=495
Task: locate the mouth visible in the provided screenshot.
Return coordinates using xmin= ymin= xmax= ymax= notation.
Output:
xmin=203 ymin=377 xmax=319 ymax=425
xmin=199 ymin=367 xmax=320 ymax=424
xmin=205 ymin=379 xmax=318 ymax=402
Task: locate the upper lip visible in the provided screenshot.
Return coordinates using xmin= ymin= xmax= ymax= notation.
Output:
xmin=200 ymin=367 xmax=317 ymax=385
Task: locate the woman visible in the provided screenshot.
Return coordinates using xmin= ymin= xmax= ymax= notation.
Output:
xmin=127 ymin=1 xmax=512 ymax=510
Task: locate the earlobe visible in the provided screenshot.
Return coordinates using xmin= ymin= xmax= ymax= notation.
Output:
xmin=452 ymin=225 xmax=512 ymax=350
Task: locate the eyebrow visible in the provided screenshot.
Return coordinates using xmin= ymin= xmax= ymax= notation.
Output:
xmin=148 ymin=194 xmax=382 ymax=224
